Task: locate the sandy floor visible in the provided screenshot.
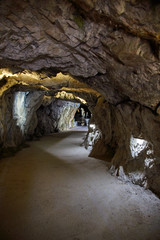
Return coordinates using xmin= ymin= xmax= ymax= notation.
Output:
xmin=0 ymin=127 xmax=160 ymax=240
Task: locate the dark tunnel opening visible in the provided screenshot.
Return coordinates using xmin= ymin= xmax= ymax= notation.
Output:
xmin=74 ymin=104 xmax=91 ymax=126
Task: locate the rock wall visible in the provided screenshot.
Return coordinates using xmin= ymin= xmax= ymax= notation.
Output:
xmin=0 ymin=0 xmax=160 ymax=108
xmin=0 ymin=89 xmax=43 ymax=156
xmin=14 ymin=91 xmax=44 ymax=137
xmin=35 ymin=98 xmax=79 ymax=136
xmin=0 ymin=90 xmax=23 ymax=151
xmin=90 ymin=97 xmax=160 ymax=197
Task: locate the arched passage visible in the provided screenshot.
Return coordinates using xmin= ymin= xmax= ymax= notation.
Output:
xmin=0 ymin=0 xmax=160 ymax=238
xmin=0 ymin=70 xmax=160 ymax=197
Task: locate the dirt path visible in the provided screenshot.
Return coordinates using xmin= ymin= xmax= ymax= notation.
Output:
xmin=0 ymin=127 xmax=160 ymax=240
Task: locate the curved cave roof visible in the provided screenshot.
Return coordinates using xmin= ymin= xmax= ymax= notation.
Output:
xmin=0 ymin=0 xmax=160 ymax=108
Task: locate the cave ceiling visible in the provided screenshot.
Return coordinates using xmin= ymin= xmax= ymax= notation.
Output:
xmin=0 ymin=0 xmax=160 ymax=108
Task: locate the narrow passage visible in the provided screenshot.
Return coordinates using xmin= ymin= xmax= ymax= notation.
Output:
xmin=0 ymin=127 xmax=160 ymax=240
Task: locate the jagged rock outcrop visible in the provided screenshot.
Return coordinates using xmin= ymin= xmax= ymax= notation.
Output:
xmin=0 ymin=0 xmax=160 ymax=107
xmin=0 ymin=89 xmax=44 ymax=155
xmin=35 ymin=98 xmax=79 ymax=135
xmin=0 ymin=90 xmax=23 ymax=150
xmin=90 ymin=97 xmax=160 ymax=196
xmin=0 ymin=70 xmax=99 ymax=155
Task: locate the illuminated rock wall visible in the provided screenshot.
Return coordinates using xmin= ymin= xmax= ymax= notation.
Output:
xmin=0 ymin=0 xmax=160 ymax=108
xmin=13 ymin=91 xmax=43 ymax=137
xmin=0 ymin=91 xmax=23 ymax=150
xmin=0 ymin=90 xmax=43 ymax=155
xmin=35 ymin=99 xmax=79 ymax=136
xmin=91 ymin=97 xmax=160 ymax=197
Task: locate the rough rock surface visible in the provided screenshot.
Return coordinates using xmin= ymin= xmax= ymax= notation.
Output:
xmin=0 ymin=0 xmax=160 ymax=107
xmin=0 ymin=89 xmax=44 ymax=155
xmin=0 ymin=90 xmax=23 ymax=150
xmin=0 ymin=0 xmax=160 ymax=196
xmin=90 ymin=97 xmax=160 ymax=196
xmin=35 ymin=98 xmax=79 ymax=135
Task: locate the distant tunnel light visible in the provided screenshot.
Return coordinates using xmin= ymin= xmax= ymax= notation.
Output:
xmin=0 ymin=68 xmax=16 ymax=80
xmin=13 ymin=92 xmax=27 ymax=132
xmin=89 ymin=124 xmax=96 ymax=130
xmin=55 ymin=91 xmax=86 ymax=104
xmin=130 ymin=135 xmax=148 ymax=158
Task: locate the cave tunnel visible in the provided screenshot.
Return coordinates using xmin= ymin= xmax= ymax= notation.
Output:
xmin=74 ymin=104 xmax=91 ymax=126
xmin=0 ymin=0 xmax=160 ymax=240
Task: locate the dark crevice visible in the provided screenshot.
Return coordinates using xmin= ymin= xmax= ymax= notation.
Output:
xmin=149 ymin=40 xmax=160 ymax=60
xmin=0 ymin=78 xmax=7 ymax=88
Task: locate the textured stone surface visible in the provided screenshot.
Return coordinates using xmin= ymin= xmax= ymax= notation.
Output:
xmin=35 ymin=98 xmax=79 ymax=135
xmin=0 ymin=0 xmax=160 ymax=107
xmin=90 ymin=97 xmax=160 ymax=197
xmin=0 ymin=91 xmax=23 ymax=149
xmin=0 ymin=0 xmax=160 ymax=196
xmin=0 ymin=89 xmax=44 ymax=156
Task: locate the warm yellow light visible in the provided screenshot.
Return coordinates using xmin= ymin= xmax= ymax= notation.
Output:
xmin=55 ymin=91 xmax=87 ymax=104
xmin=75 ymin=96 xmax=87 ymax=104
xmin=0 ymin=69 xmax=99 ymax=103
xmin=0 ymin=68 xmax=16 ymax=80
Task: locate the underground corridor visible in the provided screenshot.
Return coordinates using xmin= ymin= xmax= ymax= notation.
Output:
xmin=0 ymin=0 xmax=160 ymax=240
